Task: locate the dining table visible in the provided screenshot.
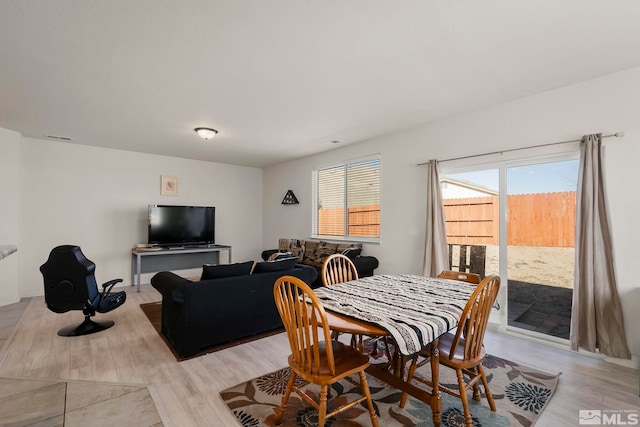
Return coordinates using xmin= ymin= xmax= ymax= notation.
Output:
xmin=313 ymin=274 xmax=476 ymax=426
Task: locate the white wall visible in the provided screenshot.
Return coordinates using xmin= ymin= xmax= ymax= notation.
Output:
xmin=263 ymin=66 xmax=640 ymax=359
xmin=0 ymin=128 xmax=21 ymax=306
xmin=19 ymin=138 xmax=263 ymax=297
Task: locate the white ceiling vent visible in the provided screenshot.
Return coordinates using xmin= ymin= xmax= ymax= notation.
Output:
xmin=44 ymin=134 xmax=72 ymax=141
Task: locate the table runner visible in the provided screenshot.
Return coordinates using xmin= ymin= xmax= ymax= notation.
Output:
xmin=313 ymin=274 xmax=475 ymax=356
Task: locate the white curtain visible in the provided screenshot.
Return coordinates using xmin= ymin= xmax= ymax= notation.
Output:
xmin=570 ymin=134 xmax=630 ymax=359
xmin=423 ymin=160 xmax=448 ymax=277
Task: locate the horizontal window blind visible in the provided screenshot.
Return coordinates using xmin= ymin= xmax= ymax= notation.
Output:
xmin=314 ymin=157 xmax=380 ymax=240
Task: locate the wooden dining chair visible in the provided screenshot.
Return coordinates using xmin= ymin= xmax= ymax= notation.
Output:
xmin=437 ymin=270 xmax=481 ymax=284
xmin=400 ymin=274 xmax=501 ymax=427
xmin=322 ymin=253 xmax=359 ymax=286
xmin=273 ymin=276 xmax=379 ymax=427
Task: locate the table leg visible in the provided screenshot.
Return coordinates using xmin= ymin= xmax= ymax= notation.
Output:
xmin=430 ymin=339 xmax=442 ymax=426
xmin=392 ymin=351 xmax=403 ymax=378
xmin=136 ymin=254 xmax=141 ymax=292
xmin=131 ymin=253 xmax=135 ymax=288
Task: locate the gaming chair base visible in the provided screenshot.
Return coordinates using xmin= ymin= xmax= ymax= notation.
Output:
xmin=57 ymin=316 xmax=114 ymax=337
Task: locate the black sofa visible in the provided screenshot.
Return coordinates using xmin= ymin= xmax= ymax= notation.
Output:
xmin=150 ymin=263 xmax=317 ymax=359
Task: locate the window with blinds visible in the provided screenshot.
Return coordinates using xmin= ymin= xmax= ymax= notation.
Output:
xmin=313 ymin=156 xmax=380 ymax=240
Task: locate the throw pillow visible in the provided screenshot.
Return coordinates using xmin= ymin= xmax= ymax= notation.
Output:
xmin=316 ymin=240 xmax=338 ymax=257
xmin=201 ymin=261 xmax=254 ymax=280
xmin=252 ymin=257 xmax=298 ymax=274
xmin=278 ymin=239 xmax=305 ymax=262
xmin=336 ymin=242 xmax=363 ymax=253
xmin=302 ymin=240 xmax=318 ymax=264
xmin=304 ymin=241 xmax=339 ymax=268
xmin=341 ymin=247 xmax=362 ymax=259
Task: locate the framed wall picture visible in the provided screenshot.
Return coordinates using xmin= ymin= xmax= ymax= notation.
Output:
xmin=161 ymin=175 xmax=178 ymax=196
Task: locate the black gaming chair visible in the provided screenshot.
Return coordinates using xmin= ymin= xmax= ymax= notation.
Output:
xmin=40 ymin=245 xmax=127 ymax=336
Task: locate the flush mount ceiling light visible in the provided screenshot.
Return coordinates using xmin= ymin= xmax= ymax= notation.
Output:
xmin=194 ymin=127 xmax=218 ymax=140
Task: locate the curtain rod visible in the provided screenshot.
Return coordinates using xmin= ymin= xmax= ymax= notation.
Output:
xmin=417 ymin=132 xmax=625 ymax=166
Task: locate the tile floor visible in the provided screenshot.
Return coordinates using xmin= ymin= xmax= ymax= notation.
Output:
xmin=0 ymin=299 xmax=163 ymax=427
xmin=507 ymin=280 xmax=572 ymax=339
xmin=0 ymin=377 xmax=163 ymax=427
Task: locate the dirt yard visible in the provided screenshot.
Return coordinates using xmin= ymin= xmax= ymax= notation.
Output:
xmin=483 ymin=245 xmax=574 ymax=288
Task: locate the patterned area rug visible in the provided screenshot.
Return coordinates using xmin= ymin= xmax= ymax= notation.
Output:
xmin=140 ymin=302 xmax=284 ymax=361
xmin=221 ymin=349 xmax=559 ymax=427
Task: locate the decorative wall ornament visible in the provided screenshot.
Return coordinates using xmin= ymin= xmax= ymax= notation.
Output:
xmin=281 ymin=190 xmax=299 ymax=205
xmin=161 ymin=175 xmax=178 ymax=196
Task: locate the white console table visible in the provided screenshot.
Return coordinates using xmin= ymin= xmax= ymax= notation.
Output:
xmin=131 ymin=245 xmax=232 ymax=292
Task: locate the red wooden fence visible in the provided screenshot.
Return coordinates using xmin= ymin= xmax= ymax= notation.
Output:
xmin=444 ymin=196 xmax=499 ymax=245
xmin=318 ymin=205 xmax=380 ymax=237
xmin=444 ymin=191 xmax=576 ymax=247
xmin=317 ymin=192 xmax=575 ymax=247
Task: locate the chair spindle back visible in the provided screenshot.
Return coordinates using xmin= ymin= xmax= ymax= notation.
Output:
xmin=322 ymin=254 xmax=359 ymax=287
xmin=446 ymin=274 xmax=500 ymax=361
xmin=274 ymin=276 xmax=336 ymax=377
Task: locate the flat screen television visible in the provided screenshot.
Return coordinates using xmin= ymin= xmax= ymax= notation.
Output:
xmin=148 ymin=205 xmax=215 ymax=247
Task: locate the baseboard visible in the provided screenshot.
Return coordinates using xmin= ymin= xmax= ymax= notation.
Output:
xmin=488 ymin=322 xmax=639 ymax=370
xmin=603 ymin=354 xmax=639 ymax=369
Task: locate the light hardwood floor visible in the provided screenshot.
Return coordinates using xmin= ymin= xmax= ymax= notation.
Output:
xmin=0 ymin=284 xmax=638 ymax=426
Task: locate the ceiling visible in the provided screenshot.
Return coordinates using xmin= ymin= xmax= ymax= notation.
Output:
xmin=2 ymin=1 xmax=640 ymax=168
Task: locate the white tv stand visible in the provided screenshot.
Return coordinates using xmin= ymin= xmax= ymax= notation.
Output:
xmin=131 ymin=244 xmax=232 ymax=292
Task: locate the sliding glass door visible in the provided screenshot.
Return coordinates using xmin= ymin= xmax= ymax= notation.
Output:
xmin=441 ymin=154 xmax=579 ymax=341
xmin=505 ymin=159 xmax=578 ymax=339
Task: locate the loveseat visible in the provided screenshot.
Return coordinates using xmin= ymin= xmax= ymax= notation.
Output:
xmin=150 ymin=259 xmax=317 ymax=359
xmin=261 ymin=238 xmax=379 ymax=287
